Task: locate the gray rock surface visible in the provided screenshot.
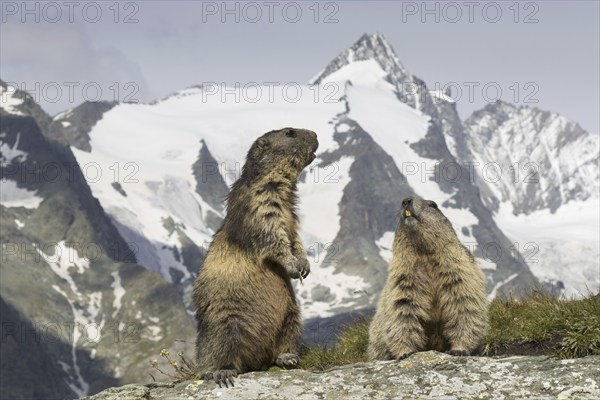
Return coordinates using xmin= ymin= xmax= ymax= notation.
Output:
xmin=49 ymin=100 xmax=117 ymax=152
xmin=84 ymin=352 xmax=600 ymax=400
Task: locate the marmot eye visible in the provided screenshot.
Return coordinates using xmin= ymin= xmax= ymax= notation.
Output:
xmin=285 ymin=130 xmax=297 ymax=138
xmin=429 ymin=201 xmax=438 ymax=209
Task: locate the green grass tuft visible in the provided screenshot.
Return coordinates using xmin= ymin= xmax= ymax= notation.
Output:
xmin=484 ymin=291 xmax=600 ymax=358
xmin=299 ymin=292 xmax=599 ymax=371
xmin=300 ymin=317 xmax=370 ymax=371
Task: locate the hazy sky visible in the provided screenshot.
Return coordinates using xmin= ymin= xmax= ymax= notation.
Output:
xmin=1 ymin=1 xmax=598 ymax=133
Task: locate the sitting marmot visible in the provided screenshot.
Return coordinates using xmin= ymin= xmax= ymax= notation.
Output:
xmin=369 ymin=197 xmax=489 ymax=360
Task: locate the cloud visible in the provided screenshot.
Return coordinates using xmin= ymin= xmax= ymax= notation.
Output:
xmin=0 ymin=21 xmax=148 ymax=115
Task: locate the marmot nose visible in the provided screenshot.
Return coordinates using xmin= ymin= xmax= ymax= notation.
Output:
xmin=402 ymin=198 xmax=413 ymax=208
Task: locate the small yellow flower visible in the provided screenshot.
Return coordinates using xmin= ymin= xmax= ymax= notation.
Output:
xmin=150 ymin=360 xmax=158 ymax=368
xmin=160 ymin=349 xmax=170 ymax=357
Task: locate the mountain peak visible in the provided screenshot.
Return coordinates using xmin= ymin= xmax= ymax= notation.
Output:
xmin=465 ymin=100 xmax=518 ymax=125
xmin=310 ymin=32 xmax=412 ymax=85
xmin=354 ymin=32 xmax=395 ymax=56
xmin=0 ymin=79 xmax=26 ymax=116
xmin=0 ymin=78 xmax=54 ymax=133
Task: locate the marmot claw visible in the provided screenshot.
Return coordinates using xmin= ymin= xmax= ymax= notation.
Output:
xmin=397 ymin=351 xmax=416 ymax=360
xmin=206 ymin=369 xmax=237 ymax=387
xmin=286 ymin=257 xmax=310 ymax=280
xmin=275 ymin=353 xmax=300 ymax=368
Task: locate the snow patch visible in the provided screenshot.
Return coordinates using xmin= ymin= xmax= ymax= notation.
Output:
xmin=0 ymin=180 xmax=43 ymax=209
xmin=0 ymin=84 xmax=25 ymax=115
xmin=495 ymin=199 xmax=600 ymax=297
xmin=296 ymin=262 xmax=370 ymax=319
xmin=37 ymin=242 xmax=106 ymax=397
xmin=443 ymin=207 xmax=479 ymax=246
xmin=298 ymin=156 xmax=354 ymax=246
xmin=53 ymin=109 xmax=73 ymax=120
xmin=336 ymin=122 xmax=351 ymax=133
xmin=110 ymin=271 xmax=125 ymax=318
xmin=147 ymin=325 xmax=163 ymax=342
xmin=0 ymin=133 xmax=28 ymax=164
xmin=1 ymin=133 xmax=43 ymax=209
xmin=320 ymin=59 xmax=391 ymax=89
xmin=488 ymin=273 xmax=519 ymax=300
xmin=376 ymin=231 xmax=395 ymax=263
xmin=50 ymin=283 xmax=90 ymax=397
xmin=477 ymin=257 xmax=497 ymax=271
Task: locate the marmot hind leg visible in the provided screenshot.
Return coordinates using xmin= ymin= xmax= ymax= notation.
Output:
xmin=439 ymin=279 xmax=488 ymax=355
xmin=385 ymin=297 xmax=429 ymax=359
xmin=195 ymin=318 xmax=248 ymax=385
xmin=272 ymin=308 xmax=302 ymax=367
xmin=367 ymin=338 xmax=394 ymax=361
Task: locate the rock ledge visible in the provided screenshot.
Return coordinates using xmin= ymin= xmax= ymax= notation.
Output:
xmin=84 ymin=351 xmax=600 ymax=399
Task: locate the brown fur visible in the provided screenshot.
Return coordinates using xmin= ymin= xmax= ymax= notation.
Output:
xmin=369 ymin=197 xmax=489 ymax=360
xmin=193 ymin=128 xmax=318 ymax=385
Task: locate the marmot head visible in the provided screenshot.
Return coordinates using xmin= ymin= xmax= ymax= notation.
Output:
xmin=245 ymin=127 xmax=318 ymax=179
xmin=397 ymin=197 xmax=457 ymax=252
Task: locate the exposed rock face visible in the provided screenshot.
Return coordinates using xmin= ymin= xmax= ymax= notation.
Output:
xmin=83 ymin=352 xmax=600 ymax=400
xmin=49 ymin=101 xmax=117 ymax=152
xmin=191 ymin=140 xmax=229 ymax=230
xmin=461 ymin=101 xmax=599 ymax=215
xmin=1 ymin=82 xmax=196 ymax=398
xmin=319 ymin=117 xmax=415 ymax=293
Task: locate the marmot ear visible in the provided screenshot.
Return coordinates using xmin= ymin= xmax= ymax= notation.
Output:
xmin=257 ymin=137 xmax=270 ymax=150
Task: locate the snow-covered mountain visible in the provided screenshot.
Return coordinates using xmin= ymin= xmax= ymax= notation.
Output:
xmin=1 ymin=32 xmax=598 ymax=398
xmin=461 ymin=101 xmax=599 ymax=214
xmin=61 ymin=33 xmax=543 ymax=321
xmin=446 ymin=100 xmax=600 ymax=296
xmin=0 ymin=80 xmax=195 ymax=398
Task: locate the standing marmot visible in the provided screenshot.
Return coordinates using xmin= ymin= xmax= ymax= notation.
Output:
xmin=193 ymin=127 xmax=318 ymax=386
xmin=369 ymin=197 xmax=488 ymax=360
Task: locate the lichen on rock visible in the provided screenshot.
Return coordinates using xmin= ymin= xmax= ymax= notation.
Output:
xmin=84 ymin=351 xmax=600 ymax=400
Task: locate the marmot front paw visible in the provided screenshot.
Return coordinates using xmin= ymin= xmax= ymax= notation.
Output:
xmin=285 ymin=257 xmax=310 ymax=280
